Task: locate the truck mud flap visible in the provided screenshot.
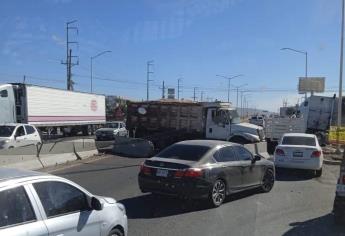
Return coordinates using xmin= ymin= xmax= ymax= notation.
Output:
xmin=112 ymin=136 xmax=154 ymax=158
xmin=244 ymin=142 xmax=269 ymax=159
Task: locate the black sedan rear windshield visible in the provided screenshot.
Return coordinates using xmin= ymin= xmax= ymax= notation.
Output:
xmin=282 ymin=136 xmax=316 ymax=146
xmin=157 ymin=144 xmax=210 ymax=161
xmin=0 ymin=126 xmax=15 ymax=137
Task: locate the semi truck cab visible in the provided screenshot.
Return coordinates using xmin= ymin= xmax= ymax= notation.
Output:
xmin=204 ymin=103 xmax=264 ymax=144
xmin=0 ymin=84 xmax=17 ymax=124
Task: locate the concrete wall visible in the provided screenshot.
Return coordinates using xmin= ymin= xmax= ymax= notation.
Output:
xmin=0 ymin=139 xmax=98 ymax=170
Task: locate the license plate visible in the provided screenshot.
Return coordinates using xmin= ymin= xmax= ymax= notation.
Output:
xmin=102 ymin=134 xmax=106 ymax=137
xmin=156 ymin=169 xmax=169 ymax=177
xmin=293 ymin=152 xmax=303 ymax=157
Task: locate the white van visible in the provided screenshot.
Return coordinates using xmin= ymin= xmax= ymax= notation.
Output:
xmin=0 ymin=124 xmax=42 ymax=149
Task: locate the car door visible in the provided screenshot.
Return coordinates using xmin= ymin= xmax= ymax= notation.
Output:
xmin=213 ymin=146 xmax=242 ymax=191
xmin=13 ymin=125 xmax=28 ymax=148
xmin=119 ymin=123 xmax=127 ymax=136
xmin=31 ymin=181 xmax=101 ymax=236
xmin=234 ymin=146 xmax=262 ymax=187
xmin=24 ymin=125 xmax=40 ymax=146
xmin=0 ymin=185 xmax=48 ymax=236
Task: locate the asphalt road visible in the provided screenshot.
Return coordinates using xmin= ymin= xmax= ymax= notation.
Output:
xmin=48 ymin=155 xmax=345 ymax=236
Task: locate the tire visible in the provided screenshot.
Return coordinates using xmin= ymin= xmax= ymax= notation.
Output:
xmin=108 ymin=228 xmax=124 ymax=236
xmin=334 ymin=209 xmax=344 ymax=225
xmin=261 ymin=169 xmax=275 ymax=193
xmin=315 ymin=168 xmax=322 ymax=177
xmin=209 ymin=179 xmax=226 ymax=207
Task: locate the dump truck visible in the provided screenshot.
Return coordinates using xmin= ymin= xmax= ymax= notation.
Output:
xmin=125 ymin=100 xmax=265 ymax=150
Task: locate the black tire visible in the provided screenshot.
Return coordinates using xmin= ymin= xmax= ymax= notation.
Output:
xmin=209 ymin=179 xmax=226 ymax=207
xmin=315 ymin=168 xmax=322 ymax=177
xmin=334 ymin=209 xmax=344 ymax=225
xmin=261 ymin=169 xmax=275 ymax=193
xmin=108 ymin=228 xmax=124 ymax=236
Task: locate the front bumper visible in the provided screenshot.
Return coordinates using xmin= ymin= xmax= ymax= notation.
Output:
xmin=138 ymin=174 xmax=211 ymax=199
xmin=95 ymin=134 xmax=115 ymax=140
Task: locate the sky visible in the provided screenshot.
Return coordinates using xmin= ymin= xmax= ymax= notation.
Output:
xmin=0 ymin=0 xmax=343 ymax=111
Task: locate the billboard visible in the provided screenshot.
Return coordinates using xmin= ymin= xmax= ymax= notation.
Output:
xmin=167 ymin=88 xmax=175 ymax=99
xmin=298 ymin=77 xmax=325 ymax=93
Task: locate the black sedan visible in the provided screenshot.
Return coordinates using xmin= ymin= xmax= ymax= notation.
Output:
xmin=138 ymin=140 xmax=275 ymax=207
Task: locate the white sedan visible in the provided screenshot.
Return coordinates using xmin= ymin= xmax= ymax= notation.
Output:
xmin=274 ymin=133 xmax=323 ymax=177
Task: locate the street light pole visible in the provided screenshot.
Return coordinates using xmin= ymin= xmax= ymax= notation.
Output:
xmin=90 ymin=50 xmax=112 ymax=93
xmin=281 ymin=47 xmax=308 ymax=98
xmin=216 ymin=74 xmax=243 ymax=103
xmin=337 ymin=0 xmax=345 ymax=152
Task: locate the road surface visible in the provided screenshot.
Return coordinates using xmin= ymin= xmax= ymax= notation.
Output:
xmin=47 ymin=155 xmax=345 ymax=236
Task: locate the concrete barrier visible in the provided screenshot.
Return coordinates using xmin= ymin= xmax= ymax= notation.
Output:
xmin=112 ymin=136 xmax=154 ymax=158
xmin=0 ymin=139 xmax=98 ymax=170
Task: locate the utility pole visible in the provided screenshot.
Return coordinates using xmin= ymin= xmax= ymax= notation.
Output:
xmin=337 ymin=0 xmax=345 ymax=152
xmin=192 ymin=87 xmax=198 ymax=101
xmin=177 ymin=77 xmax=182 ymax=100
xmin=23 ymin=75 xmax=26 ymax=83
xmin=146 ymin=60 xmax=154 ymax=101
xmin=201 ymin=91 xmax=204 ymax=102
xmin=234 ymin=84 xmax=247 ymax=108
xmin=61 ymin=20 xmax=79 ymax=91
xmin=161 ymin=81 xmax=165 ymax=99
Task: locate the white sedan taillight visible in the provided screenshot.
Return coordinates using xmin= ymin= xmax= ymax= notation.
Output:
xmin=311 ymin=150 xmax=321 ymax=158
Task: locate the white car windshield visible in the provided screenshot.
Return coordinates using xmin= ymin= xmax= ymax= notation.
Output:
xmin=0 ymin=126 xmax=15 ymax=137
xmin=105 ymin=123 xmax=119 ymax=128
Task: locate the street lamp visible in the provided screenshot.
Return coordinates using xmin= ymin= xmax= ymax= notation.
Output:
xmin=234 ymin=83 xmax=248 ymax=108
xmin=90 ymin=50 xmax=112 ymax=93
xmin=281 ymin=47 xmax=308 ymax=98
xmin=337 ymin=0 xmax=345 ymax=152
xmin=216 ymin=74 xmax=244 ymax=103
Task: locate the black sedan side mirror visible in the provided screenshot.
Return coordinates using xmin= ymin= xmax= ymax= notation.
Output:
xmin=252 ymin=155 xmax=261 ymax=164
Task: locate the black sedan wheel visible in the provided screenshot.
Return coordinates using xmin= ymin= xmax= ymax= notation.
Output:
xmin=209 ymin=179 xmax=226 ymax=207
xmin=261 ymin=169 xmax=274 ymax=193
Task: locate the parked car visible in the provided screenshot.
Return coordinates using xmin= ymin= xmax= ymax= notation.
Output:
xmin=0 ymin=167 xmax=127 ymax=236
xmin=274 ymin=133 xmax=323 ymax=177
xmin=249 ymin=115 xmax=265 ymax=127
xmin=138 ymin=140 xmax=275 ymax=207
xmin=333 ymin=158 xmax=345 ymax=224
xmin=95 ymin=121 xmax=128 ymax=141
xmin=0 ymin=123 xmax=42 ymax=150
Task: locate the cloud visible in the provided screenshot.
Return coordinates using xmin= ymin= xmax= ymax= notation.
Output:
xmin=51 ymin=34 xmax=65 ymax=46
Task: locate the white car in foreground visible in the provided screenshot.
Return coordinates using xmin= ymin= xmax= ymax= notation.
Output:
xmin=274 ymin=133 xmax=323 ymax=177
xmin=0 ymin=123 xmax=42 ymax=149
xmin=0 ymin=167 xmax=127 ymax=236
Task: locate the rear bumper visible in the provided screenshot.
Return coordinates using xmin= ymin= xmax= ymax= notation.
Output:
xmin=274 ymin=157 xmax=323 ymax=170
xmin=138 ymin=174 xmax=211 ymax=199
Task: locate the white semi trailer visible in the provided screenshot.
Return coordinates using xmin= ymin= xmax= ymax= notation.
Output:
xmin=0 ymin=83 xmax=106 ymax=136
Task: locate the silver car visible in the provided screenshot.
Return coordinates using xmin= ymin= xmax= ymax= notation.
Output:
xmin=0 ymin=168 xmax=127 ymax=236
